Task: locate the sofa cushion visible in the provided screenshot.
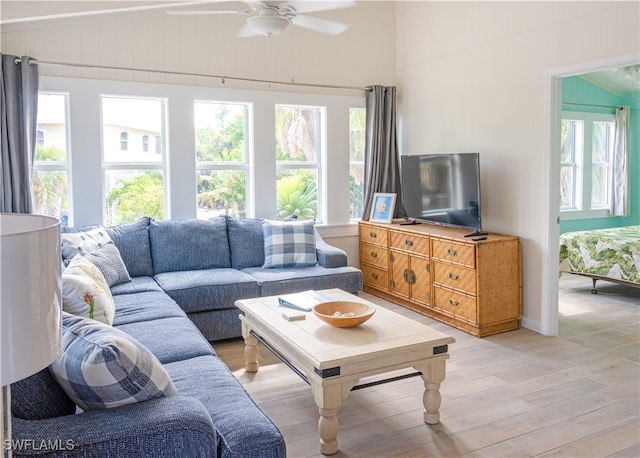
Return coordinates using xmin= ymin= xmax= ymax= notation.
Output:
xmin=110 ymin=276 xmax=164 ymax=296
xmin=112 ymin=291 xmax=187 ymax=326
xmin=154 ymin=268 xmax=260 ymax=314
xmin=62 ymin=255 xmax=116 ymax=325
xmin=164 ymin=355 xmax=286 ymax=458
xmin=262 ymin=219 xmax=317 ymax=268
xmin=243 ymin=265 xmax=363 ymax=297
xmin=82 ymin=243 xmax=132 ymax=287
xmin=115 ymin=316 xmax=215 ymax=364
xmin=226 ymin=216 xmax=265 ymax=268
xmin=105 ymin=217 xmax=154 ymax=277
xmin=150 ymin=217 xmax=231 ymax=274
xmin=11 ymin=368 xmax=76 ymax=420
xmin=60 ymin=227 xmax=112 ymax=266
xmin=50 ymin=313 xmax=177 ymax=411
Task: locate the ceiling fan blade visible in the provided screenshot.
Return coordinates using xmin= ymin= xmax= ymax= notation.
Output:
xmin=236 ymin=22 xmax=262 ymax=37
xmin=167 ymin=9 xmax=250 ymax=15
xmin=290 ymin=14 xmax=348 ymax=35
xmin=166 ymin=1 xmax=251 ymax=15
xmin=282 ymin=1 xmax=356 ymax=14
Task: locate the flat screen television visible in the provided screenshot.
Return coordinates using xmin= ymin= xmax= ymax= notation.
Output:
xmin=400 ymin=152 xmax=482 ymax=233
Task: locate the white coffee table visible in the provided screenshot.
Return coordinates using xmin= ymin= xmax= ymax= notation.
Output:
xmin=235 ymin=288 xmax=455 ymax=455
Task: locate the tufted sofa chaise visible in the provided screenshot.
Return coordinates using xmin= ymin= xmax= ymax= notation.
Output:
xmin=10 ymin=215 xmax=362 ymax=458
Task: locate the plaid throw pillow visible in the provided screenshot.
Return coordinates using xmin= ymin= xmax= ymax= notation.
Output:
xmin=262 ymin=220 xmax=317 ymax=268
xmin=49 ymin=313 xmax=177 ymax=411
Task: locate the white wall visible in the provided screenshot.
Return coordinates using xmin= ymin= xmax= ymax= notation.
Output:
xmin=395 ymin=1 xmax=640 ymax=333
xmin=0 ymin=1 xmax=395 ymax=94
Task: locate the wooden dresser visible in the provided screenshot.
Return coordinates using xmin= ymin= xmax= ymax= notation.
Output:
xmin=359 ymin=221 xmax=522 ymax=337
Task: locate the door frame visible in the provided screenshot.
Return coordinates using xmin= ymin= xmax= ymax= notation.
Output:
xmin=542 ymin=52 xmax=640 ymax=336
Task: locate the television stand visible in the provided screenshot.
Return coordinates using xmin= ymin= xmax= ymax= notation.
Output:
xmin=463 ymin=231 xmax=488 ymax=237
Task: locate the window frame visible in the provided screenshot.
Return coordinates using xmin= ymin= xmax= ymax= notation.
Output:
xmin=101 ymin=95 xmax=169 ymax=225
xmin=560 ymin=111 xmax=615 ymax=220
xmin=275 ymin=103 xmax=326 ymax=222
xmin=194 ymin=100 xmax=253 ymax=219
xmin=33 ymin=91 xmax=73 ymax=224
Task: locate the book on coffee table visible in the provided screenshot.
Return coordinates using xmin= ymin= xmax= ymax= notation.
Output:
xmin=277 ymin=290 xmax=335 ymax=312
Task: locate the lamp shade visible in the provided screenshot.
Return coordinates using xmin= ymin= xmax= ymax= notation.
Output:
xmin=1 ymin=213 xmax=61 ymax=386
xmin=247 ymin=15 xmax=289 ymax=37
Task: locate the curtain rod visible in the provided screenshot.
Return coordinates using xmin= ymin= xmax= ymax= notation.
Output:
xmin=563 ymin=101 xmax=622 ymax=109
xmin=14 ymin=58 xmax=370 ymax=92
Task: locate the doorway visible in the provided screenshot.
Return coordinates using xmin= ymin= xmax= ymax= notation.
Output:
xmin=544 ymin=53 xmax=640 ymax=336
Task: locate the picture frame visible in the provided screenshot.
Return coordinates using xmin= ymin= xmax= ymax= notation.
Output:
xmin=369 ymin=193 xmax=396 ymax=223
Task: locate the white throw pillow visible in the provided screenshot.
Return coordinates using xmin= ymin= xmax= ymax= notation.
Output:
xmin=61 ymin=228 xmax=112 ymax=266
xmin=49 ymin=312 xmax=177 ymax=411
xmin=62 ymin=256 xmax=115 ymax=326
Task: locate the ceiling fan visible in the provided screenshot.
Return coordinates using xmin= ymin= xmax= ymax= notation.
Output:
xmin=166 ymin=1 xmax=356 ymax=38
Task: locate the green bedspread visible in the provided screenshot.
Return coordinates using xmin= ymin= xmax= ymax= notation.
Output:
xmin=559 ymin=225 xmax=640 ymax=285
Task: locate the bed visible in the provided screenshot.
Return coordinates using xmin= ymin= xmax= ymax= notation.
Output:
xmin=559 ymin=225 xmax=640 ymax=293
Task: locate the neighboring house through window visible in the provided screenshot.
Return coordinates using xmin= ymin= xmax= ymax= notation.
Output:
xmin=349 ymin=108 xmax=365 ymax=220
xmin=102 ymin=96 xmax=167 ymax=225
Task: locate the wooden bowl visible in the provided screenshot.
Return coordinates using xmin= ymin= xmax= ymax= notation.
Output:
xmin=312 ymin=301 xmax=375 ymax=328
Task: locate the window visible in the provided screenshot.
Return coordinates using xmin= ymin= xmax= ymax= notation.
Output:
xmin=275 ymin=105 xmax=324 ymax=221
xmin=120 ymin=131 xmax=129 ymax=151
xmin=560 ymin=111 xmax=615 ymax=217
xmin=349 ymin=108 xmax=365 ymax=220
xmin=142 ymin=134 xmax=149 ymax=152
xmin=102 ymin=96 xmax=167 ymax=225
xmin=34 ymin=92 xmax=71 ymax=223
xmin=194 ymin=101 xmax=250 ymax=219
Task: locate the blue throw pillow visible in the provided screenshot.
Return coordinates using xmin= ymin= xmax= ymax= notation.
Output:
xmin=49 ymin=313 xmax=177 ymax=411
xmin=262 ymin=220 xmax=317 ymax=268
xmin=82 ymin=243 xmax=132 ymax=287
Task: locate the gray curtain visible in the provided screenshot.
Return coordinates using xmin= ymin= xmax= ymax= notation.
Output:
xmin=361 ymin=85 xmax=404 ymax=221
xmin=1 ymin=54 xmax=39 ymax=213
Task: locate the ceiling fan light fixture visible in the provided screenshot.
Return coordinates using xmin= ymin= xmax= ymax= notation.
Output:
xmin=247 ymin=15 xmax=289 ymax=37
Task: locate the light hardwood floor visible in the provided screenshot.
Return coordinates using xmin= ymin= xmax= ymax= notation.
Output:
xmin=214 ymin=275 xmax=639 ymax=458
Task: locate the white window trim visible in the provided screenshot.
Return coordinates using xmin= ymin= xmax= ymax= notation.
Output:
xmin=560 ymin=111 xmax=615 ymax=218
xmin=38 ymin=75 xmax=364 ymax=230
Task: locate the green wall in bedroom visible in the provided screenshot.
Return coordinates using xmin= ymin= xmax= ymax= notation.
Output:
xmin=559 ymin=76 xmax=639 ymax=234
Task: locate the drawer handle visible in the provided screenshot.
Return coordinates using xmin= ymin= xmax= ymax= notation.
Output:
xmin=370 ymin=232 xmax=377 ymax=238
xmin=447 ymin=248 xmax=458 ymax=256
xmin=449 ymin=272 xmax=459 ymax=281
xmin=371 ymin=273 xmax=379 ymax=280
xmin=403 ymin=269 xmax=416 ymax=285
xmin=370 ymin=252 xmax=378 ymax=258
xmin=389 ymin=253 xmax=395 ymax=262
xmin=425 ymin=264 xmax=430 ymax=273
xmin=390 ymin=280 xmax=395 ymax=288
xmin=449 ymin=299 xmax=459 ymax=306
xmin=405 ymin=239 xmax=413 ymax=247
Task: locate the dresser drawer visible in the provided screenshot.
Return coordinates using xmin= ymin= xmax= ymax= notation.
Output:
xmin=433 ymin=286 xmax=476 ymax=322
xmin=359 ymin=242 xmax=388 ymax=268
xmin=359 ymin=224 xmax=388 ymax=246
xmin=433 ymin=261 xmax=476 ymax=295
xmin=390 ymin=231 xmax=429 ymax=254
xmin=361 ymin=264 xmax=388 ymax=290
xmin=432 ymin=239 xmax=475 ymax=267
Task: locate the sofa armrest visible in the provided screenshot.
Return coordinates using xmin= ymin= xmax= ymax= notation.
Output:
xmin=314 ymin=230 xmax=348 ymax=268
xmin=11 ymin=396 xmax=218 ymax=458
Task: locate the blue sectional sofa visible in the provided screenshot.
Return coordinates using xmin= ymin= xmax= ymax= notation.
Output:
xmin=10 ymin=216 xmax=362 ymax=457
